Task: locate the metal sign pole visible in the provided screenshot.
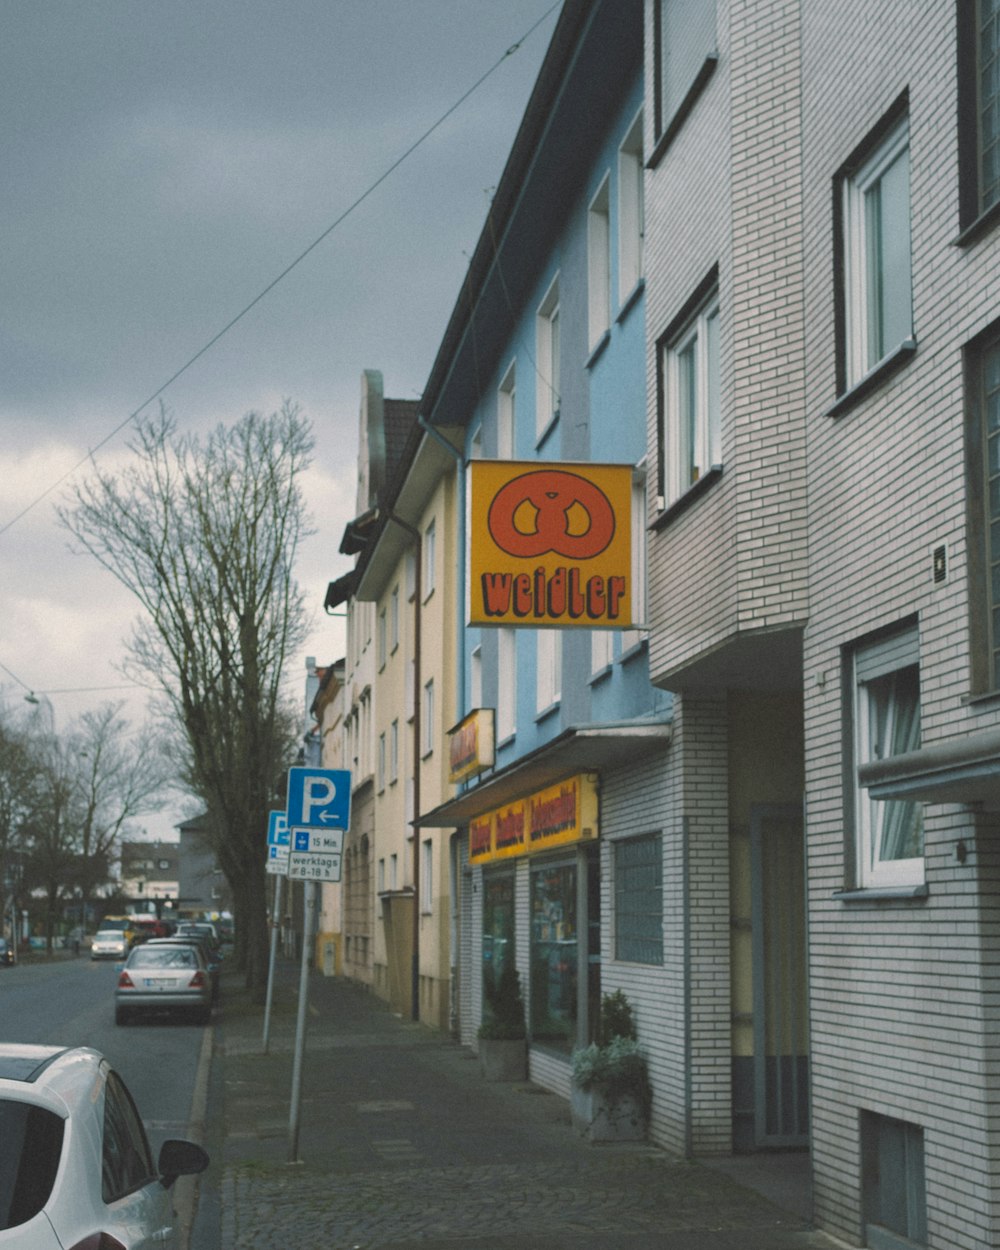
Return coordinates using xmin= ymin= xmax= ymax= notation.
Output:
xmin=287 ymin=878 xmax=316 ymax=1163
xmin=262 ymin=871 xmax=283 ymax=1054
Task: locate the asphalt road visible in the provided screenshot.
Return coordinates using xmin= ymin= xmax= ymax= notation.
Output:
xmin=0 ymin=952 xmax=206 ymax=1161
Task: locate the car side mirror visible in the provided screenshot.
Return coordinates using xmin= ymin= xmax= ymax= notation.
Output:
xmin=158 ymin=1138 xmax=209 ymax=1189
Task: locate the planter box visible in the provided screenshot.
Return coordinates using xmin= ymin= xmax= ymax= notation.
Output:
xmin=571 ymin=1083 xmax=647 ymax=1142
xmin=478 ymin=1037 xmax=527 ymax=1082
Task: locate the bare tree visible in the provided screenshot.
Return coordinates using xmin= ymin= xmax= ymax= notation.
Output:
xmin=0 ymin=698 xmax=41 ymax=942
xmin=60 ymin=403 xmax=312 ymax=992
xmin=70 ymin=703 xmax=169 ymax=930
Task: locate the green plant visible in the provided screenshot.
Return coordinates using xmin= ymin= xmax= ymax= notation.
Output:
xmin=478 ymin=960 xmax=526 ymax=1040
xmin=572 ymin=991 xmax=651 ymax=1117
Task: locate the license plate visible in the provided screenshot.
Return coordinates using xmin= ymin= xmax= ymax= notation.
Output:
xmin=143 ymin=977 xmax=171 ymax=988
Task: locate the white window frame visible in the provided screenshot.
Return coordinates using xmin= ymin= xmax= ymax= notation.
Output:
xmin=377 ymin=731 xmax=386 ymax=792
xmin=536 ymin=629 xmax=562 ymax=713
xmin=470 ymin=644 xmax=483 ymax=709
xmin=422 ymin=678 xmax=435 ymax=757
xmin=853 ymin=625 xmax=923 ymax=889
xmin=621 ymin=462 xmax=648 ymax=652
xmin=662 ymin=290 xmax=720 ymax=505
xmin=591 ymin=628 xmax=614 ymax=676
xmin=536 ymin=274 xmax=561 ymax=439
xmin=389 ymin=718 xmax=399 ymax=785
xmin=497 ymin=627 xmax=516 ymax=742
xmin=377 ymin=607 xmax=387 ymax=670
xmin=423 ymin=519 xmax=436 ymax=600
xmin=421 ymin=839 xmax=433 ymax=914
xmin=587 ymin=176 xmax=611 ymax=351
xmin=618 ymin=110 xmax=644 ymax=304
xmin=843 ymin=115 xmax=912 ymax=387
xmin=390 ymin=585 xmax=399 ymax=653
xmin=497 ymin=361 xmax=516 ymax=460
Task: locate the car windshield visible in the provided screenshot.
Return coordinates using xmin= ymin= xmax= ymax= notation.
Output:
xmin=129 ymin=947 xmax=198 ymax=969
xmin=95 ymin=931 xmax=122 ymax=941
xmin=0 ymin=1100 xmax=65 ymax=1230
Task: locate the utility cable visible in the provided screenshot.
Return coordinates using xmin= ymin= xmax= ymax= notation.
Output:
xmin=0 ymin=2 xmax=562 ymax=541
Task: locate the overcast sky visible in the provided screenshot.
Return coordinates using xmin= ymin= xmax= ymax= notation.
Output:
xmin=0 ymin=0 xmax=560 ymax=838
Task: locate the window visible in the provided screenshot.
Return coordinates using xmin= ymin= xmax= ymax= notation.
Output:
xmin=658 ymin=279 xmax=720 ymax=506
xmin=390 ymin=585 xmax=399 ymax=652
xmin=861 ymin=1113 xmax=927 ymax=1250
xmin=968 ymin=326 xmax=1000 ymax=691
xmin=497 ymin=627 xmax=516 ymax=741
xmin=840 ymin=112 xmax=912 ymax=390
xmin=389 ymin=719 xmax=399 ymax=784
xmin=536 ymin=629 xmax=562 ymax=712
xmin=421 ymin=839 xmax=433 ymax=913
xmin=482 ymin=871 xmax=515 ymax=1029
xmin=591 ymin=628 xmax=614 ymax=676
xmin=377 ymin=857 xmax=385 ymax=893
xmin=423 ymin=519 xmax=436 ymax=598
xmin=615 ymin=834 xmax=663 ymax=964
xmin=587 ymin=177 xmax=611 ymax=351
xmin=530 ymin=862 xmax=577 ymax=1052
xmin=654 ymin=0 xmax=717 ymax=144
xmin=0 ymin=1100 xmax=64 ymax=1229
xmin=851 ymin=624 xmax=923 ymax=888
xmin=390 ymin=853 xmax=398 ymax=890
xmin=422 ymin=678 xmax=435 ymax=757
xmin=621 ymin=465 xmax=648 ymax=652
xmin=470 ymin=643 xmax=483 ymax=709
xmin=102 ymin=1072 xmax=155 ymax=1203
xmin=497 ymin=362 xmax=516 ymax=460
xmin=377 ymin=607 xmax=387 ymax=669
xmin=959 ymin=0 xmax=1000 ymax=229
xmin=377 ymin=732 xmax=386 ymax=792
xmin=536 ymin=274 xmax=561 ymax=438
xmin=618 ymin=111 xmax=644 ymax=304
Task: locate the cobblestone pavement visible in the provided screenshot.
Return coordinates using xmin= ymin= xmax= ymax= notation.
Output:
xmin=196 ymin=968 xmax=844 ymax=1250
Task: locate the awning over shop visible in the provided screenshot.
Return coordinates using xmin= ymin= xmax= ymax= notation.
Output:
xmin=860 ymin=725 xmax=1000 ymax=811
xmin=416 ymin=714 xmax=672 ymax=828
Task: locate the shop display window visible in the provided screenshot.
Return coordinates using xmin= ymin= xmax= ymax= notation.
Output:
xmin=482 ymin=872 xmax=515 ymax=1029
xmin=529 ymin=862 xmax=578 ymax=1052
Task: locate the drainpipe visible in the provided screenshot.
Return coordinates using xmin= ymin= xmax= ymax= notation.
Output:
xmin=416 ymin=414 xmax=466 ymax=1034
xmin=384 ymin=508 xmax=421 ymax=1022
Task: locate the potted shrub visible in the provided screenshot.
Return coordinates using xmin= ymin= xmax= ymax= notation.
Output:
xmin=571 ymin=990 xmax=651 ymax=1141
xmin=478 ymin=960 xmax=527 ymax=1081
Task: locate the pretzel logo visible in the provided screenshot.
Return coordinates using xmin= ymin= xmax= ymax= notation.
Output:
xmin=487 ymin=469 xmax=615 ymax=559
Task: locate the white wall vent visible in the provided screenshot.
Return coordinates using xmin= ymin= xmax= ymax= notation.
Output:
xmin=932 ymin=542 xmax=948 ymax=585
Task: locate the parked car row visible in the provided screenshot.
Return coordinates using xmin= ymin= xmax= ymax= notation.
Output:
xmin=115 ymin=922 xmax=225 ymax=1025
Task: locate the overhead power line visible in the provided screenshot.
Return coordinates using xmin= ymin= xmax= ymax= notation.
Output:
xmin=0 ymin=2 xmax=561 ymax=541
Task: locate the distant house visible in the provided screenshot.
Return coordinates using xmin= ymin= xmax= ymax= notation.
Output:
xmin=175 ymin=814 xmax=231 ymax=918
xmin=119 ymin=839 xmax=180 ymax=917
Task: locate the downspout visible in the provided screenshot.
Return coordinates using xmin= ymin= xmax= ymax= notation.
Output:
xmin=417 ymin=414 xmax=466 ymax=1035
xmin=384 ymin=507 xmax=421 ymax=1023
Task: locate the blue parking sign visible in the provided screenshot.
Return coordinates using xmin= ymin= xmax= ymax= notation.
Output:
xmin=286 ymin=767 xmax=351 ymax=831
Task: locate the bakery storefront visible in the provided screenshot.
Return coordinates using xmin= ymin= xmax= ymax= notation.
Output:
xmin=420 ymin=718 xmax=671 ymax=1094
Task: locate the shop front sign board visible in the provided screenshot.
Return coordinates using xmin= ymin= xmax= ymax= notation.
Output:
xmin=468 ymin=773 xmax=599 ymax=867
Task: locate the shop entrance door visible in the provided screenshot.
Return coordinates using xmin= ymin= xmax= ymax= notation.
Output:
xmin=750 ymin=803 xmax=809 ymax=1148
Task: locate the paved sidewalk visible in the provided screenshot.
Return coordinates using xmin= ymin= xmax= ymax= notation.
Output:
xmin=194 ymin=964 xmax=844 ymax=1250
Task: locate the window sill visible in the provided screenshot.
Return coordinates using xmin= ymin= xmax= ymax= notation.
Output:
xmin=647 ymin=54 xmax=719 ymax=171
xmin=833 ymin=884 xmax=929 ymax=904
xmin=617 ymin=278 xmax=645 ymax=324
xmin=497 ymin=731 xmax=516 ymax=750
xmin=955 ymin=197 xmax=1000 ymax=247
xmin=589 ymin=664 xmax=612 ymax=686
xmin=650 ymin=465 xmax=723 ymax=531
xmin=534 ymin=701 xmax=560 ymax=724
xmin=826 ymin=339 xmax=917 ymax=419
xmin=586 ymin=330 xmax=611 ymax=369
xmin=536 ymin=411 xmax=560 ymax=451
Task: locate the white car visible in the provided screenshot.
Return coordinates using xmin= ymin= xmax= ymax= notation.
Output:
xmin=0 ymin=1043 xmax=207 ymax=1249
xmin=90 ymin=930 xmax=128 ymax=961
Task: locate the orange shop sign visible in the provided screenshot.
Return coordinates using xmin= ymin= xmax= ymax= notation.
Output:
xmin=469 ymin=461 xmax=633 ymax=628
xmin=467 ymin=774 xmax=599 ymax=866
xmin=448 ymin=708 xmax=495 ymax=785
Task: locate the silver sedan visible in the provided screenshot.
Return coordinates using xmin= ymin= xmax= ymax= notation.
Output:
xmin=115 ymin=943 xmax=212 ymax=1026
